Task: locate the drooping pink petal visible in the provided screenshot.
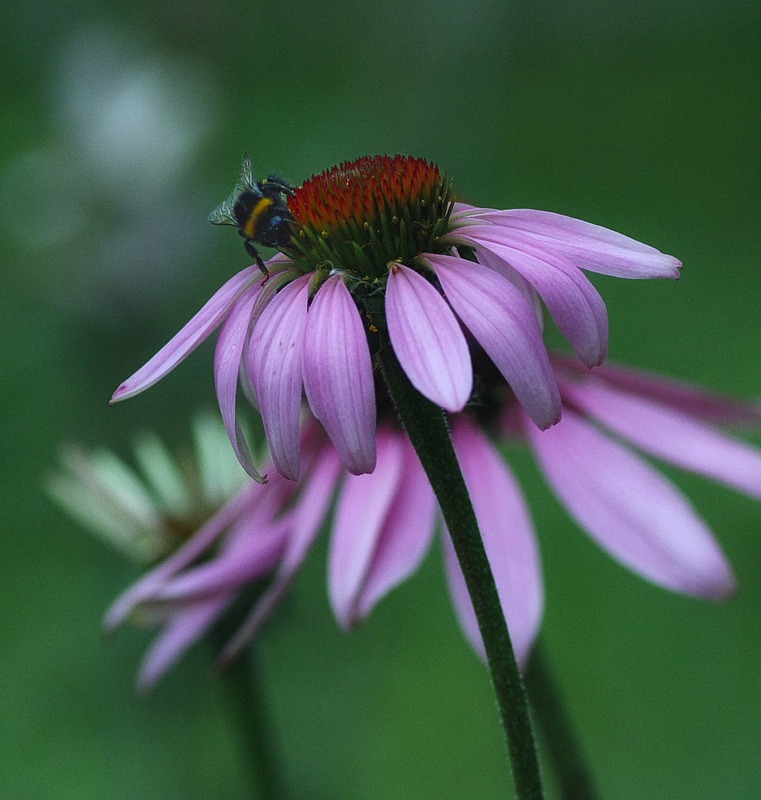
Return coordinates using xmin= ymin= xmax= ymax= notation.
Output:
xmin=466 ymin=208 xmax=661 ymax=253
xmin=355 ymin=436 xmax=437 ymax=619
xmin=526 ymin=408 xmax=736 ymax=600
xmin=238 ymin=351 xmax=259 ymax=409
xmin=442 ymin=419 xmax=543 ymax=666
xmin=218 ymin=443 xmax=342 ymax=665
xmin=279 ymin=445 xmax=342 ymax=571
xmin=236 ymin=271 xmax=296 ymax=412
xmin=458 ymin=226 xmax=609 ymax=367
xmin=214 ymin=284 xmax=266 ymax=482
xmin=422 ymin=253 xmax=561 ymax=430
xmin=328 ymin=432 xmax=404 ymax=628
xmin=385 ymin=264 xmax=472 ymax=411
xmin=249 ymin=275 xmax=311 ymax=480
xmin=151 ymin=523 xmax=287 ymax=603
xmin=455 ymin=208 xmax=682 ymax=279
xmin=111 ymin=266 xmax=261 ymax=403
xmin=472 ymin=247 xmax=545 ymax=326
xmin=103 ymin=482 xmax=260 ymax=631
xmin=562 ymin=357 xmax=761 ymax=426
xmin=560 ymin=376 xmax=761 ymax=500
xmin=137 ymin=596 xmax=230 ymax=692
xmin=303 ymin=275 xmax=377 ymax=475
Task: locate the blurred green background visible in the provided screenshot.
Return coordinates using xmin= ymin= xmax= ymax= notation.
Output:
xmin=3 ymin=1 xmax=760 ymax=797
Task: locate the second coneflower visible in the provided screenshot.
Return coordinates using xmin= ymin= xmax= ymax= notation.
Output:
xmin=111 ymin=154 xmax=681 ymax=481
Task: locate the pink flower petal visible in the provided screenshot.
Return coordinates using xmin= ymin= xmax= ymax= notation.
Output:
xmin=249 ymin=275 xmax=311 ymax=480
xmin=236 ymin=272 xmax=297 ymax=412
xmin=103 ymin=483 xmax=260 ymax=631
xmin=303 ymin=275 xmax=377 ymax=475
xmin=469 ymin=208 xmax=661 ymax=253
xmin=472 ymin=247 xmax=545 ymax=326
xmin=423 ymin=253 xmax=561 ymax=430
xmin=526 ymin=408 xmax=736 ymax=600
xmin=457 ymin=208 xmax=682 ymax=279
xmin=137 ymin=596 xmax=230 ymax=692
xmin=564 ymin=357 xmax=761 ymax=426
xmin=111 ymin=266 xmax=261 ymax=403
xmin=214 ymin=285 xmax=266 ymax=482
xmin=152 ymin=523 xmax=287 ymax=603
xmin=328 ymin=432 xmax=404 ymax=628
xmin=385 ymin=264 xmax=472 ymax=411
xmin=217 ymin=443 xmax=343 ymax=665
xmin=560 ymin=376 xmax=761 ymax=500
xmin=355 ymin=436 xmax=437 ymax=619
xmin=442 ymin=419 xmax=543 ymax=667
xmin=278 ymin=446 xmax=342 ymax=574
xmin=459 ymin=226 xmax=609 ymax=367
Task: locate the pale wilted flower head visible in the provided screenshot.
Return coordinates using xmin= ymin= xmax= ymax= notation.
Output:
xmin=46 ymin=413 xmax=248 ymax=565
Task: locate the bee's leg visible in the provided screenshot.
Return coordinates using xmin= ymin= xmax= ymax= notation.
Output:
xmin=244 ymin=240 xmax=270 ymax=280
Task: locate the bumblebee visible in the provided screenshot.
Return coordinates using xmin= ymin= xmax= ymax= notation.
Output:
xmin=209 ymin=154 xmax=295 ymax=276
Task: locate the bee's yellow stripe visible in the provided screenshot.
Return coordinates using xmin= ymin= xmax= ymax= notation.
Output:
xmin=244 ymin=197 xmax=274 ymax=237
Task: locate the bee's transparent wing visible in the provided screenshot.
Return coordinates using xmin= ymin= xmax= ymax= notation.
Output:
xmin=209 ymin=195 xmax=237 ymax=226
xmin=238 ymin=153 xmax=258 ymax=192
xmin=209 ymin=153 xmax=260 ymax=226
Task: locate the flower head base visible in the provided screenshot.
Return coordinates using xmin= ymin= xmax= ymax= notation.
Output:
xmin=287 ymin=155 xmax=454 ymax=278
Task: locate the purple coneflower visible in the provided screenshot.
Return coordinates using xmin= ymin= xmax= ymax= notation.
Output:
xmin=105 ymin=358 xmax=761 ymax=688
xmin=111 ymin=155 xmax=681 ymax=482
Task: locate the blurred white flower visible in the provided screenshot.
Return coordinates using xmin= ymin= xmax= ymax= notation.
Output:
xmin=46 ymin=413 xmax=248 ymax=564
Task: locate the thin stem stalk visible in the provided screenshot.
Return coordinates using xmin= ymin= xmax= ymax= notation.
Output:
xmin=380 ymin=348 xmax=544 ymax=800
xmin=526 ymin=642 xmax=598 ymax=800
xmin=210 ymin=615 xmax=284 ymax=800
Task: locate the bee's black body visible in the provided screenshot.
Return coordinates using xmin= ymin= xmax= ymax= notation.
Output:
xmin=210 ymin=155 xmax=295 ymax=276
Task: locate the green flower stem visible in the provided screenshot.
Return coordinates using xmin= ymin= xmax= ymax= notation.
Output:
xmin=380 ymin=348 xmax=544 ymax=800
xmin=526 ymin=642 xmax=599 ymax=800
xmin=210 ymin=619 xmax=283 ymax=799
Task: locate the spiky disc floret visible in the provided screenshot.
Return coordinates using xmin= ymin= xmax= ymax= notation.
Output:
xmin=286 ymin=155 xmax=455 ymax=279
